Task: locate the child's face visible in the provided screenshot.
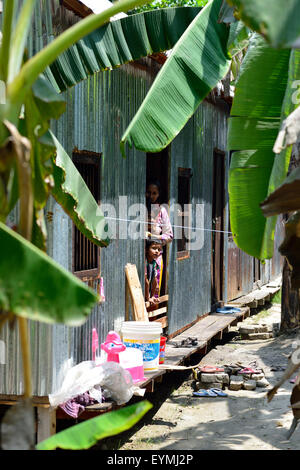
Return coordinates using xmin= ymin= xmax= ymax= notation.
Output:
xmin=147 ymin=243 xmax=161 ymax=261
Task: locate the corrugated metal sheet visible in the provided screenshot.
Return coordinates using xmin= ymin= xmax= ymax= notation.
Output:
xmin=167 ymin=100 xmax=229 ymax=335
xmin=0 ymin=1 xmax=284 ymax=396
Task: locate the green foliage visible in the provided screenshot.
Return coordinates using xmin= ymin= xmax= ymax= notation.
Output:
xmin=227 ymin=0 xmax=300 ymax=48
xmin=36 ymin=401 xmax=152 ymax=450
xmin=43 ymin=7 xmax=202 ymax=93
xmin=0 ymin=221 xmax=98 ymax=325
xmin=130 ymin=0 xmax=208 ymax=14
xmin=228 ymin=34 xmax=300 ymax=260
xmin=121 ymin=0 xmax=231 ymax=154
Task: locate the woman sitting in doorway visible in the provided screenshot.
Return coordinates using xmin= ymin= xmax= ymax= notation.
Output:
xmin=146 ymin=180 xmax=173 ymax=297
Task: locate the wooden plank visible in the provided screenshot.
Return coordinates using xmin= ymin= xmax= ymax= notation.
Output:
xmin=0 ymin=395 xmax=50 ymax=406
xmin=37 ymin=407 xmax=56 ymax=443
xmin=125 ymin=263 xmax=148 ymax=322
xmin=125 ymin=279 xmax=130 ymax=321
xmin=148 ymin=307 xmax=167 ymax=317
xmin=145 ymin=294 xmax=169 ymax=309
xmin=153 ymin=316 xmax=168 ymax=328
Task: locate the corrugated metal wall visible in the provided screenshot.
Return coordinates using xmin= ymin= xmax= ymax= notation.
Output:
xmin=0 ymin=1 xmax=284 ymax=396
xmin=167 ymin=100 xmax=229 ymax=334
xmin=0 ymin=2 xmax=154 ymax=395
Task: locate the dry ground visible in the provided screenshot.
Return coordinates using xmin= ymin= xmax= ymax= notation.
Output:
xmin=103 ymin=303 xmax=300 ymax=451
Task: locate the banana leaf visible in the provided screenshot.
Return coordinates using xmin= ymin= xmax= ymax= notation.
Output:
xmin=50 ymin=132 xmax=111 ymax=247
xmin=44 ymin=7 xmax=201 ymax=92
xmin=36 ymin=401 xmax=152 ymax=450
xmin=228 ymin=34 xmax=300 ymax=260
xmin=120 ymin=0 xmax=231 ymax=155
xmin=261 ymin=164 xmax=300 ymax=218
xmin=0 ymin=222 xmax=97 ymax=325
xmin=227 ymin=0 xmax=300 ymax=49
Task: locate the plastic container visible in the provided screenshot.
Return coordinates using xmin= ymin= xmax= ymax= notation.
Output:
xmin=121 ymin=321 xmax=162 ymax=373
xmin=119 ymin=348 xmax=146 ymax=383
xmin=159 ymin=337 xmax=167 ymax=364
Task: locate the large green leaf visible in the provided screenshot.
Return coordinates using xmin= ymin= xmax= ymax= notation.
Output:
xmin=228 ymin=35 xmax=300 ymax=259
xmin=50 ymin=132 xmax=111 ymax=247
xmin=36 ymin=401 xmax=152 ymax=450
xmin=44 ymin=7 xmax=201 ymax=93
xmin=0 ymin=222 xmax=97 ymax=325
xmin=227 ymin=0 xmax=300 ymax=48
xmin=120 ymin=0 xmax=231 ymax=154
xmin=261 ymin=165 xmax=300 ymax=217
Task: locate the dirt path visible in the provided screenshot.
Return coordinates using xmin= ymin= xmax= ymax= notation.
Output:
xmin=118 ymin=304 xmax=300 ymax=451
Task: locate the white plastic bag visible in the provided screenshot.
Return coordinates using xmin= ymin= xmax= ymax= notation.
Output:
xmin=49 ymin=360 xmax=134 ymax=407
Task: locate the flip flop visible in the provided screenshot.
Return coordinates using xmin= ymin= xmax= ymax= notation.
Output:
xmin=200 ymin=366 xmax=224 ymax=373
xmin=238 ymin=367 xmax=262 ymax=375
xmin=223 ymin=363 xmax=243 ymax=374
xmin=216 ymin=306 xmax=241 ymax=314
xmin=210 ymin=388 xmax=228 ymax=397
xmin=192 ymin=389 xmax=218 ymax=397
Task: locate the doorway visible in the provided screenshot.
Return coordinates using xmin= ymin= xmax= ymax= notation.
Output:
xmin=211 ymin=149 xmax=225 ymax=307
xmin=146 ymin=148 xmax=170 ymax=296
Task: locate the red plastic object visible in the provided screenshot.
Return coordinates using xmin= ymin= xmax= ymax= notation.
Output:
xmin=200 ymin=366 xmax=224 ymax=373
xmin=159 ymin=336 xmax=167 ymax=364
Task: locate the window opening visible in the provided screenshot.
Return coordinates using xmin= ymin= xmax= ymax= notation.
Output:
xmin=72 ymin=151 xmax=101 ymax=279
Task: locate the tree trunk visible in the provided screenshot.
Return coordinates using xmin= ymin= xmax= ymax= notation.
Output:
xmin=280 ymin=258 xmax=300 ymax=332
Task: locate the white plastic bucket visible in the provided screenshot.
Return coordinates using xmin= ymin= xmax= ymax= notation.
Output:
xmin=121 ymin=321 xmax=162 ymax=373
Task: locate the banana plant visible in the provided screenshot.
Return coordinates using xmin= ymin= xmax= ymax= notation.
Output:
xmin=119 ymin=0 xmax=250 ymax=155
xmin=120 ymin=0 xmax=232 ymax=154
xmin=227 ymin=0 xmax=300 ymax=49
xmin=227 ymin=36 xmax=300 ymax=260
xmin=0 ymin=0 xmax=154 ymax=449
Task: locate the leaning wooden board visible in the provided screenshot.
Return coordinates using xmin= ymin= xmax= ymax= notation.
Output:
xmin=125 ymin=263 xmax=148 ymax=322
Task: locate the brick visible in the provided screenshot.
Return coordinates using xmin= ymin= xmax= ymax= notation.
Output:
xmin=251 ymin=373 xmax=265 ymax=381
xmin=243 ymin=380 xmax=256 ymax=391
xmin=256 ymin=377 xmax=270 ymax=388
xmin=200 ymin=373 xmax=229 ymax=384
xmin=229 ymin=376 xmax=243 ymax=391
xmin=247 ymin=333 xmax=273 ymax=340
xmin=196 ymin=382 xmax=223 ymax=390
xmin=239 ymin=325 xmax=257 ymax=335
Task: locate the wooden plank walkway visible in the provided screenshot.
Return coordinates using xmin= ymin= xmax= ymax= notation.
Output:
xmin=137 ymin=306 xmax=250 ymax=391
xmin=1 ymin=278 xmax=281 ymax=441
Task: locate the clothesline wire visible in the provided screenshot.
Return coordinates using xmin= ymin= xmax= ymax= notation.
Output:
xmin=104 ymin=216 xmax=233 ymax=235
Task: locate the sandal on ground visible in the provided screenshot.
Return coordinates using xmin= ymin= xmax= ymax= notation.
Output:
xmin=192 ymin=389 xmax=218 ymax=397
xmin=223 ymin=363 xmax=243 ymax=375
xmin=238 ymin=367 xmax=262 ymax=375
xmin=180 ymin=337 xmax=198 ymax=348
xmin=210 ymin=388 xmax=228 ymax=397
xmin=200 ymin=365 xmax=224 ymax=373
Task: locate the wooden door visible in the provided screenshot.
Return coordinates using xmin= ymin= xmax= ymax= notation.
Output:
xmin=211 ymin=150 xmax=225 ymax=306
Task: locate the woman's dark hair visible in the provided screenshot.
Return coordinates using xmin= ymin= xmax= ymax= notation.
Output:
xmin=146 ymin=179 xmax=161 ymax=209
xmin=146 ymin=179 xmax=161 ymax=193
